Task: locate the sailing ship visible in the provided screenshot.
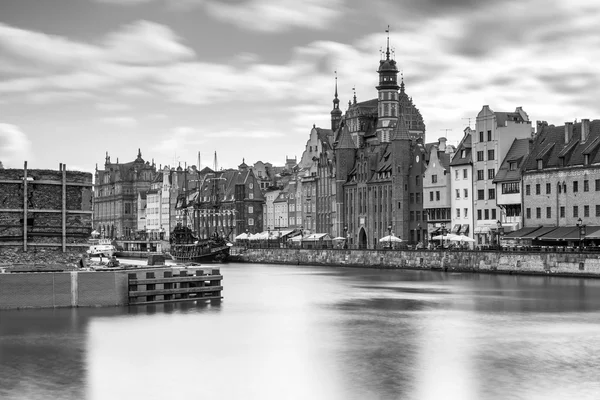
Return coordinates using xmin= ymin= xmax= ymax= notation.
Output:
xmin=168 ymin=153 xmax=232 ymax=263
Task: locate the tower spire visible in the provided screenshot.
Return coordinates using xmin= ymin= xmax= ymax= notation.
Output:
xmin=400 ymin=71 xmax=405 ymax=93
xmin=334 ymin=70 xmax=339 ymax=100
xmin=385 ymin=25 xmax=390 ymax=60
xmin=352 ymin=86 xmax=357 ymax=104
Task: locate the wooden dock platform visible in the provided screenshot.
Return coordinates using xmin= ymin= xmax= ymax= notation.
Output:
xmin=127 ymin=267 xmax=223 ymax=306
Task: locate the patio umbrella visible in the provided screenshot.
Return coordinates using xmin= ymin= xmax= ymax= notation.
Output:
xmin=449 ymin=234 xmax=475 ymax=242
xmin=91 ymin=230 xmax=100 ymax=237
xmin=379 ymin=235 xmax=403 ymax=243
xmin=332 ymin=237 xmax=346 ymax=241
xmin=432 ymin=233 xmax=459 ymax=241
xmin=234 ymin=232 xmax=249 ymax=240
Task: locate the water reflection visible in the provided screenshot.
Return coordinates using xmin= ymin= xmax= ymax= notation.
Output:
xmin=1 ymin=264 xmax=600 ymax=399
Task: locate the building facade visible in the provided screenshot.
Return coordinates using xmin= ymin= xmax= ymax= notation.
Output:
xmin=449 ymin=129 xmax=474 ymax=241
xmin=423 ymin=138 xmax=454 ymax=241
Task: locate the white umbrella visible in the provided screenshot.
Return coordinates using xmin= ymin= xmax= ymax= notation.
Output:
xmin=449 ymin=234 xmax=475 ymax=242
xmin=234 ymin=232 xmax=249 ymax=240
xmin=91 ymin=230 xmax=100 ymax=237
xmin=332 ymin=237 xmax=346 ymax=241
xmin=432 ymin=233 xmax=459 ymax=241
xmin=379 ymin=235 xmax=403 ymax=243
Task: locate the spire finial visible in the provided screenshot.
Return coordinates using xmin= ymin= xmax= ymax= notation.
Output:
xmin=352 ymin=86 xmax=357 ymax=104
xmin=400 ymin=71 xmax=405 ymax=93
xmin=385 ymin=25 xmax=390 ymax=60
xmin=334 ymin=70 xmax=338 ymax=99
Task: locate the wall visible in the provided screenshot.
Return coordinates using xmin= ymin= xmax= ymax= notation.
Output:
xmin=233 ymin=248 xmax=600 ymax=277
xmin=0 ymin=271 xmax=128 ymax=309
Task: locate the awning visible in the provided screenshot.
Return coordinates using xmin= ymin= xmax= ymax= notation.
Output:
xmin=536 ymin=227 xmax=576 ymax=241
xmin=303 ymin=233 xmax=332 ymax=241
xmin=474 ymin=226 xmax=490 ymax=234
xmin=585 ymin=226 xmax=600 ymax=239
xmin=461 ymin=224 xmax=470 ymax=234
xmin=523 ymin=226 xmax=556 ymax=239
xmin=504 ymin=226 xmax=541 ymax=239
xmin=451 ymin=224 xmax=461 ymax=234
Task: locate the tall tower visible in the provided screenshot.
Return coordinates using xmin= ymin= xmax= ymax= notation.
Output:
xmin=330 ymin=72 xmax=342 ymax=131
xmin=376 ymin=26 xmax=400 ymax=143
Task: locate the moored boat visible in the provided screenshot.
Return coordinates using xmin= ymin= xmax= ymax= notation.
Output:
xmin=168 ymin=225 xmax=230 ymax=263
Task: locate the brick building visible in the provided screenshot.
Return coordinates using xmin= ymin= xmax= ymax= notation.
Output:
xmin=423 ymin=138 xmax=454 ymax=240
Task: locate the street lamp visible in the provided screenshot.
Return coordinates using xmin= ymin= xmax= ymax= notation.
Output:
xmin=388 ymin=224 xmax=392 ymax=249
xmin=577 ymin=217 xmax=586 ymax=251
xmin=441 ymin=222 xmax=446 ymax=249
xmin=344 ymin=226 xmax=348 ymax=249
xmin=267 ymin=227 xmax=271 ymax=248
xmin=496 ymin=220 xmax=504 ymax=250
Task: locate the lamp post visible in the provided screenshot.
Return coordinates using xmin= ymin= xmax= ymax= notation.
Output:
xmin=441 ymin=222 xmax=446 ymax=249
xmin=388 ymin=224 xmax=392 ymax=249
xmin=577 ymin=217 xmax=586 ymax=251
xmin=344 ymin=226 xmax=348 ymax=249
xmin=496 ymin=220 xmax=504 ymax=250
xmin=267 ymin=227 xmax=271 ymax=248
xmin=245 ymin=228 xmax=249 ymax=249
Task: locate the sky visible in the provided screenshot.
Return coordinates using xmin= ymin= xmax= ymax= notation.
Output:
xmin=1 ymin=0 xmax=600 ymax=175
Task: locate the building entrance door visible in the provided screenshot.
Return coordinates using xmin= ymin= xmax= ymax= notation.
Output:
xmin=358 ymin=227 xmax=367 ymax=249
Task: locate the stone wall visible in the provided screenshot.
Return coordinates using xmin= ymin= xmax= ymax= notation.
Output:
xmin=233 ymin=248 xmax=600 ymax=277
xmin=0 ymin=167 xmax=92 ymax=266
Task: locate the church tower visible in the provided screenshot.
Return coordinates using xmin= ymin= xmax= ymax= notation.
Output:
xmin=376 ymin=27 xmax=400 ymax=143
xmin=330 ymin=72 xmax=342 ymax=131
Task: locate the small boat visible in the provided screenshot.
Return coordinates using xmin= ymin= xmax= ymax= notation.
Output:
xmin=168 ymin=225 xmax=230 ymax=263
xmin=87 ymin=239 xmax=117 ymax=258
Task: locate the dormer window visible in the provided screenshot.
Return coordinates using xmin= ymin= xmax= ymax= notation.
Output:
xmin=461 ymin=150 xmax=466 ymax=158
xmin=584 ymin=154 xmax=590 ymax=165
xmin=537 ymin=159 xmax=543 ymax=170
xmin=510 ymin=161 xmax=517 ymax=171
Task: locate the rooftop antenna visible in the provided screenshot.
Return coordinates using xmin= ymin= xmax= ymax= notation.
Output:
xmin=462 ymin=117 xmax=473 ymax=128
xmin=440 ymin=128 xmax=452 ymax=138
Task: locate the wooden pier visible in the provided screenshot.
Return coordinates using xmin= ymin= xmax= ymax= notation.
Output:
xmin=127 ymin=267 xmax=223 ymax=306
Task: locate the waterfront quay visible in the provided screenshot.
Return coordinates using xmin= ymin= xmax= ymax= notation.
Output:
xmin=231 ymin=246 xmax=600 ymax=278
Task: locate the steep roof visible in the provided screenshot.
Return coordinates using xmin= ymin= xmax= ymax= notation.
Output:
xmin=495 ymin=111 xmax=527 ymax=127
xmin=523 ymin=120 xmax=600 ymax=172
xmin=450 ymin=132 xmax=472 ymax=166
xmin=334 ymin=123 xmax=356 ymax=149
xmin=493 ymin=138 xmax=532 ymax=183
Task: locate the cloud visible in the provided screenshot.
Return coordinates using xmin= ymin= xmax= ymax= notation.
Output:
xmin=94 ymin=0 xmax=155 ymax=4
xmin=152 ymin=126 xmax=205 ymax=152
xmin=26 ymin=91 xmax=98 ymax=104
xmin=96 ymin=102 xmax=131 ymax=111
xmin=205 ymin=0 xmax=345 ymax=32
xmin=205 ymin=129 xmax=284 ymax=138
xmin=100 ymin=116 xmax=138 ymax=127
xmin=0 ymin=123 xmax=33 ymax=167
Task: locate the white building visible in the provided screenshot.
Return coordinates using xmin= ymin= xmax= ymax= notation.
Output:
xmin=449 ymin=129 xmax=474 ymax=243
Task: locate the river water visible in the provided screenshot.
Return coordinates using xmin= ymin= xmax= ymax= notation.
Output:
xmin=1 ymin=263 xmax=600 ymax=400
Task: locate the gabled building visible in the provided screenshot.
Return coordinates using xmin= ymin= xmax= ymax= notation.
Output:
xmin=472 ymin=105 xmax=532 ymax=246
xmin=449 ymin=129 xmax=474 ymax=241
xmin=94 ymin=149 xmax=157 ymax=239
xmin=423 ymin=137 xmax=454 ymax=240
xmin=521 ymin=119 xmax=600 ymax=244
xmin=493 ymin=137 xmax=532 ymax=234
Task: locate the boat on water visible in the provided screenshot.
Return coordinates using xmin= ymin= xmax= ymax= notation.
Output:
xmin=168 ymin=224 xmax=231 ymax=263
xmin=87 ymin=238 xmax=117 ymax=258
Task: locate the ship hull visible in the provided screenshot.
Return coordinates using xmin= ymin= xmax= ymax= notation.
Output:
xmin=169 ymin=244 xmax=230 ymax=263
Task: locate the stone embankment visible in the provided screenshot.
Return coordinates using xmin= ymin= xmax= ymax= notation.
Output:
xmin=232 ymin=248 xmax=600 ymax=277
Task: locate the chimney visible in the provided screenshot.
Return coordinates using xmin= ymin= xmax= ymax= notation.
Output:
xmin=564 ymin=122 xmax=573 ymax=143
xmin=582 ymin=119 xmax=590 ymax=143
xmin=438 ymin=137 xmax=447 ymax=152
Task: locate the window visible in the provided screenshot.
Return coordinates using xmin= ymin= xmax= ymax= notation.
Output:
xmin=584 ymin=154 xmax=590 ymax=165
xmin=436 ymin=191 xmax=440 ymax=201
xmin=429 ymin=191 xmax=434 ymax=201
xmin=596 ymin=179 xmax=600 ymax=191
xmin=478 ymin=190 xmax=485 ymax=200
xmin=484 ymin=209 xmax=489 ymax=219
xmin=249 ymin=183 xmax=253 ymax=189
xmin=477 ymin=151 xmax=484 ymax=161
xmin=502 ymin=182 xmax=520 ymax=194
xmin=416 ymin=211 xmax=421 ymax=221
xmin=536 ymin=207 xmax=541 ymax=219
xmin=526 ymin=185 xmax=531 ymax=195
xmin=573 ymin=181 xmax=578 ymax=192
xmin=410 ymin=211 xmax=415 ymax=221
xmin=488 ymin=188 xmax=495 ymax=199
xmin=248 ymin=206 xmax=253 ymax=214
xmin=509 ymin=162 xmax=516 ymax=171
xmin=461 ymin=150 xmax=466 ymax=158
xmin=526 ymin=208 xmax=531 ymax=219
xmin=584 ymin=205 xmax=590 ymax=217
xmin=597 ymin=205 xmax=600 ymax=217
xmin=547 ymin=207 xmax=551 ymax=218
xmin=546 ymin=183 xmax=551 ymax=194
xmin=463 ymin=168 xmax=468 ymax=178
xmin=479 ymin=131 xmax=484 ymax=142
xmin=477 ymin=170 xmax=484 ymax=180
xmin=584 ymin=180 xmax=589 ymax=192
xmin=410 ymin=193 xmax=415 ymax=204
xmin=537 ymin=159 xmax=543 ymax=170
xmin=456 ymin=189 xmax=460 ymax=199
xmin=249 ymin=193 xmax=254 ymax=199
xmin=416 ymin=193 xmax=421 ymax=203
xmin=488 ymin=169 xmax=495 ymax=180
xmin=492 ymin=209 xmax=496 ymax=219
xmin=464 ymin=208 xmax=468 ymax=218
xmin=535 ymin=184 xmax=541 ymax=195
xmin=560 ymin=206 xmax=565 ymax=218
xmin=455 ymin=170 xmax=459 ymax=179
xmin=477 ymin=209 xmax=482 ymax=220
xmin=573 ymin=205 xmax=579 ymax=218
xmin=432 ymin=174 xmax=438 ymax=183
xmin=248 ymin=218 xmax=254 ymax=226
xmin=416 ymin=175 xmax=420 ymax=186
xmin=488 ymin=149 xmax=495 ymax=160
xmin=464 ymin=189 xmax=468 ymax=198
xmin=456 ymin=208 xmax=461 ymax=218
